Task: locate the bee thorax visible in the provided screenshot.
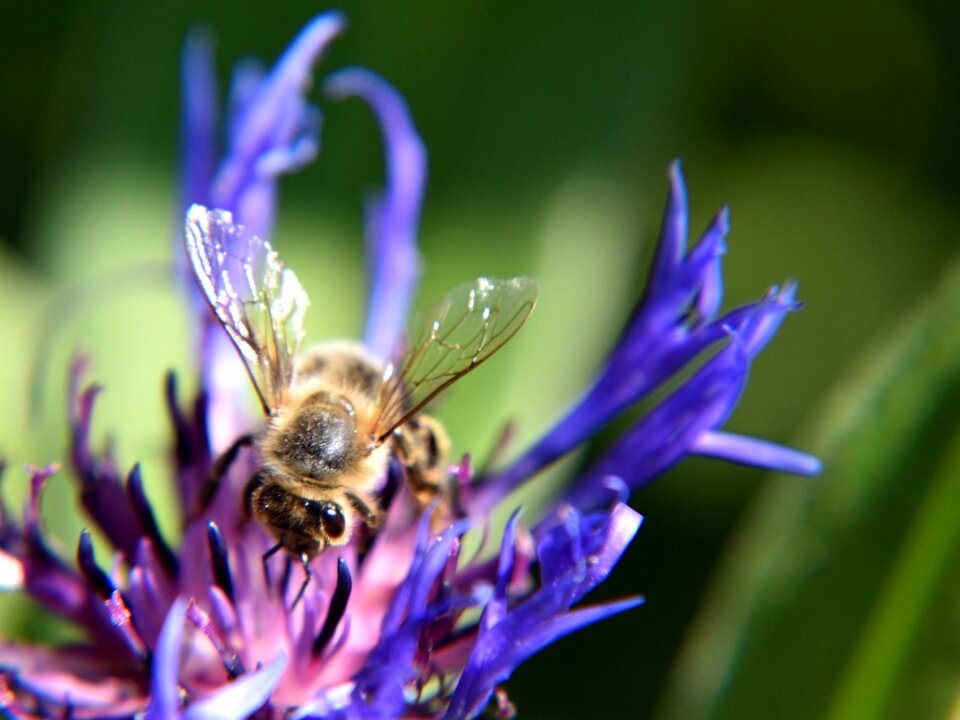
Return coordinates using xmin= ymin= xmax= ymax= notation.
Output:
xmin=271 ymin=403 xmax=357 ymax=479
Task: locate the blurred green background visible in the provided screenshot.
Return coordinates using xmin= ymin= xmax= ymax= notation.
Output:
xmin=2 ymin=0 xmax=960 ymax=718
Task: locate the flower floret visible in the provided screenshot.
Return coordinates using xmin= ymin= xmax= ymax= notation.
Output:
xmin=0 ymin=12 xmax=822 ymax=720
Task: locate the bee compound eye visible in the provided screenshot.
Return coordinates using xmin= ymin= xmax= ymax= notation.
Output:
xmin=319 ymin=502 xmax=346 ymax=540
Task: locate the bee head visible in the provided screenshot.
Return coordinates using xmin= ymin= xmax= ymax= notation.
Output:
xmin=304 ymin=498 xmax=346 ymax=542
xmin=249 ymin=479 xmax=350 ymax=554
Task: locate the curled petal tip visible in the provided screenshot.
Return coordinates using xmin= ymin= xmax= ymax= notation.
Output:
xmin=327 ymin=67 xmax=427 ymax=357
xmin=667 ymin=160 xmax=688 ymax=202
xmin=780 ymin=278 xmax=800 ymax=303
xmin=716 ymin=205 xmax=731 ymax=238
xmin=322 ymin=66 xmax=365 ymax=100
xmin=274 ymin=11 xmax=347 ymax=83
xmin=665 ymin=161 xmax=689 ymax=215
xmin=322 ymin=69 xmax=422 ymax=156
xmin=600 ymin=475 xmax=630 ymax=504
xmin=652 ymin=158 xmax=691 ymax=283
xmin=302 ymin=10 xmax=348 ymax=41
xmin=762 ymin=280 xmax=803 ymax=315
xmin=25 ymin=462 xmax=59 ymax=482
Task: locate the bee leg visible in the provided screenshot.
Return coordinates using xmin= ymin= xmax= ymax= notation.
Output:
xmin=260 ymin=541 xmax=284 ymax=596
xmin=394 ymin=416 xmax=451 ymax=509
xmin=197 ymin=434 xmax=255 ymax=511
xmin=405 ymin=464 xmax=442 ymax=505
xmin=290 ymin=553 xmax=311 ymax=610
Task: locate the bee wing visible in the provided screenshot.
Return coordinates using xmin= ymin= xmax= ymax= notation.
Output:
xmin=184 ymin=205 xmax=309 ymax=414
xmin=374 ymin=276 xmax=539 ymax=441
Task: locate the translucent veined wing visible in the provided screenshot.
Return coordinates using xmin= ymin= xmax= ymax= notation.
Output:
xmin=184 ymin=205 xmax=309 ymax=414
xmin=374 ymin=276 xmax=538 ymax=442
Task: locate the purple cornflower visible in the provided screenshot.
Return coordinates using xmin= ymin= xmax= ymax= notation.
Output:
xmin=0 ymin=12 xmax=821 ymax=720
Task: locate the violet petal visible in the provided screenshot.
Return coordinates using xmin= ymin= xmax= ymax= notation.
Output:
xmin=127 ymin=464 xmax=179 ymax=578
xmin=206 ymin=521 xmax=234 ymax=603
xmin=476 ymin=165 xmax=817 ymax=512
xmin=211 ymin=11 xmax=345 ymax=239
xmin=146 ymin=597 xmax=188 ymax=720
xmin=326 ymin=68 xmax=426 ymax=359
xmin=566 ymin=290 xmax=803 ymax=506
xmin=165 ymin=371 xmax=212 ymax=513
xmin=69 ymin=362 xmax=144 ymax=558
xmin=19 ymin=466 xmax=100 ymax=629
xmin=445 ymin=503 xmax=642 ymax=718
xmin=691 ymin=430 xmax=823 ymax=475
xmin=347 ymin=521 xmax=470 ymax=716
xmin=314 ymin=557 xmax=354 ymax=657
xmin=184 ymin=652 xmax=286 ymax=720
xmin=445 ymin=596 xmax=642 ymax=720
xmin=475 ymin=164 xmax=731 ymax=506
xmin=180 ymin=27 xmax=219 ymax=217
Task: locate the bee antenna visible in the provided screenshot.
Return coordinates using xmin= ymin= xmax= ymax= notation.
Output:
xmin=261 ymin=541 xmax=285 ymax=596
xmin=290 ymin=553 xmax=312 ymax=610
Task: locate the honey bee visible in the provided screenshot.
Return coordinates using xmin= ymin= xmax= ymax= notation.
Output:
xmin=184 ymin=205 xmax=537 ymax=577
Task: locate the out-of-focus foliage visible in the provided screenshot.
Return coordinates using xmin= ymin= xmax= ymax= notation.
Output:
xmin=1 ymin=0 xmax=958 ymax=717
xmin=657 ymin=260 xmax=960 ymax=720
